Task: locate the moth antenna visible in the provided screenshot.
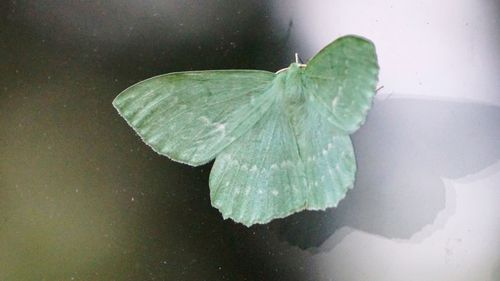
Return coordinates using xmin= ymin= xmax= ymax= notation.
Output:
xmin=295 ymin=53 xmax=305 ymax=64
xmin=375 ymin=85 xmax=384 ymax=93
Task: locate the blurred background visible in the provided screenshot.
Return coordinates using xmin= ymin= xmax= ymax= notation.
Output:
xmin=1 ymin=1 xmax=499 ymax=280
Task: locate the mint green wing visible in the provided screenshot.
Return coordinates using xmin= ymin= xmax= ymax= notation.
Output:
xmin=113 ymin=70 xmax=275 ymax=166
xmin=305 ymin=35 xmax=379 ymax=134
xmin=209 ymin=99 xmax=307 ymax=226
xmin=209 ymin=83 xmax=356 ymax=226
xmin=295 ymin=101 xmax=356 ymax=211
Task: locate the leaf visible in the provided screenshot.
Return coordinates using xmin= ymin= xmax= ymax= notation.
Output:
xmin=113 ymin=70 xmax=275 ymax=166
xmin=113 ymin=35 xmax=379 ymax=226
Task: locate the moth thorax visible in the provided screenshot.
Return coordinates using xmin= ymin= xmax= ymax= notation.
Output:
xmin=283 ymin=63 xmax=306 ymax=106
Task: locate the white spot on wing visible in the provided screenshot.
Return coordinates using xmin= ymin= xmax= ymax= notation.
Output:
xmin=332 ymin=97 xmax=339 ymax=108
xmin=271 ymin=190 xmax=279 ymax=196
xmin=216 ymin=123 xmax=226 ymax=132
xmin=198 ymin=116 xmax=210 ymax=124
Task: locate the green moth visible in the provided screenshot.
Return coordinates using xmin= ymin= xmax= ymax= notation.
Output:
xmin=113 ymin=35 xmax=379 ymax=226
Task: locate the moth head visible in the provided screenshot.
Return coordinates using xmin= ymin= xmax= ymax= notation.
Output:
xmin=275 ymin=62 xmax=306 ymax=74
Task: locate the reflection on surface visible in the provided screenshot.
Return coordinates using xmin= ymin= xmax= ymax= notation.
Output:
xmin=277 ymin=98 xmax=500 ymax=250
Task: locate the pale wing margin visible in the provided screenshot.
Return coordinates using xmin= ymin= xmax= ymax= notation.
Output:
xmin=305 ymin=35 xmax=379 ymax=134
xmin=113 ymin=70 xmax=275 ymax=166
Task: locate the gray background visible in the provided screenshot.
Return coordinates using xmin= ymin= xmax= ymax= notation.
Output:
xmin=1 ymin=1 xmax=499 ymax=280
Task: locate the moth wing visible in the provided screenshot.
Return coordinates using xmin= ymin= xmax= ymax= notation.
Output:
xmin=304 ymin=35 xmax=379 ymax=134
xmin=295 ymin=99 xmax=356 ymax=212
xmin=209 ymin=81 xmax=356 ymax=226
xmin=113 ymin=70 xmax=275 ymax=166
xmin=209 ymin=100 xmax=307 ymax=226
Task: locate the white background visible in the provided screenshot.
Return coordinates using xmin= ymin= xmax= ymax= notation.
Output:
xmin=272 ymin=1 xmax=500 ymax=280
